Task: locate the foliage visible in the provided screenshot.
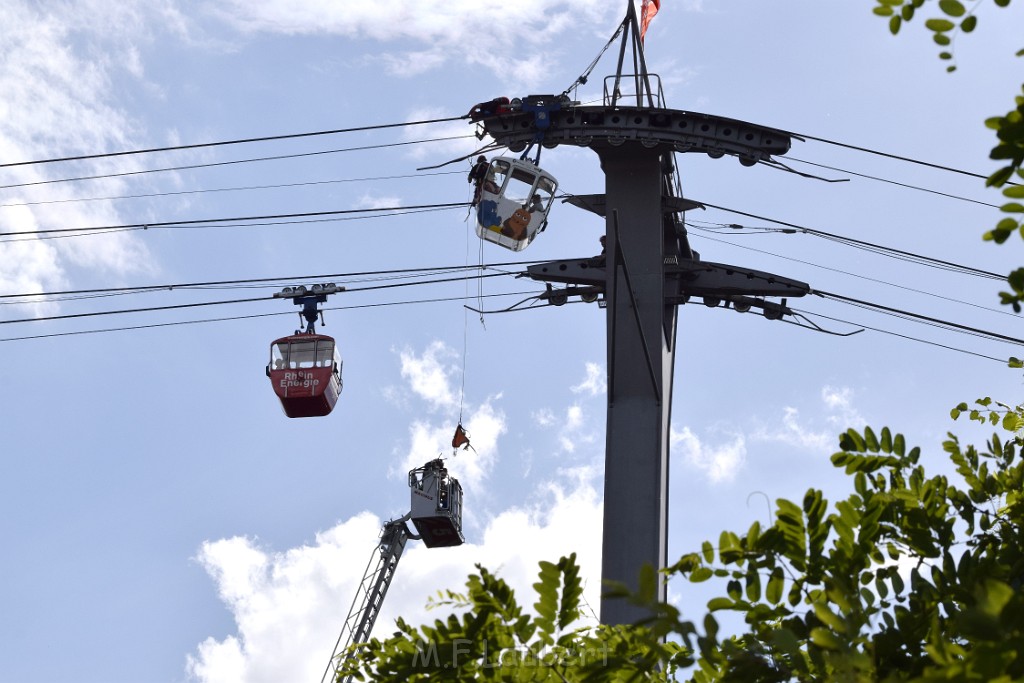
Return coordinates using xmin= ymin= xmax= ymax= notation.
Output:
xmin=338 ymin=401 xmax=1024 ymax=682
xmin=869 ymin=0 xmax=1024 ymax=311
xmin=328 ymin=10 xmax=1024 ymax=681
xmin=333 ymin=552 xmax=692 ymax=682
xmin=659 ymin=403 xmax=1024 ymax=682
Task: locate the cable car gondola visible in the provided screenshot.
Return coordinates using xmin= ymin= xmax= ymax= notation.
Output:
xmin=475 ymin=157 xmax=557 ymax=252
xmin=266 ymin=285 xmax=343 ymax=418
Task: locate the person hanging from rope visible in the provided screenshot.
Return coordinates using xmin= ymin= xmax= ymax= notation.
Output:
xmin=451 ymin=423 xmax=476 ymax=454
xmin=467 ymin=155 xmax=490 ymax=207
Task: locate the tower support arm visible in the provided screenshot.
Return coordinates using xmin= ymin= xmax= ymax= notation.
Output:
xmin=479 ymin=105 xmax=792 ymax=164
xmin=528 ymin=257 xmax=809 ymax=302
xmin=528 ymin=258 xmax=606 ymax=286
xmin=668 ymin=260 xmax=810 ymax=298
xmin=564 ymin=193 xmax=704 ymax=218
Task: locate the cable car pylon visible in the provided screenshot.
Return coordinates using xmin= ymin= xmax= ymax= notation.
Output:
xmin=469 ymin=0 xmax=812 ymax=626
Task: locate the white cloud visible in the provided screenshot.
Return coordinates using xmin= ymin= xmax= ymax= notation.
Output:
xmin=397 ymin=397 xmax=506 ymax=494
xmin=0 ymin=207 xmax=64 ymax=317
xmin=559 ymin=406 xmax=584 ymax=454
xmin=654 ymin=59 xmax=701 ymax=102
xmin=398 ymin=341 xmax=459 ymax=410
xmin=208 ymin=0 xmax=619 ymax=85
xmin=211 ymin=0 xmax=613 ymax=43
xmin=390 ymin=341 xmax=508 ymax=491
xmin=187 ymin=472 xmax=603 ymax=683
xmin=668 ymin=385 xmax=865 ymax=482
xmin=188 ymin=512 xmax=384 ymax=683
xmin=378 ymin=49 xmax=448 ymax=78
xmin=671 ymin=425 xmax=745 ymax=483
xmin=532 ymin=407 xmax=556 ymax=427
xmin=525 ymin=362 xmax=604 ymax=456
xmin=719 ymin=385 xmax=866 ymax=457
xmin=530 ymin=401 xmax=600 ymax=457
xmin=399 ymin=106 xmax=479 ymax=162
xmin=355 ymin=193 xmax=402 ymax=210
xmin=571 ymin=362 xmax=606 ymax=396
xmin=751 ymin=406 xmax=832 ymax=453
xmin=0 ymin=1 xmax=158 ymax=316
xmin=822 ymin=385 xmax=864 ymax=429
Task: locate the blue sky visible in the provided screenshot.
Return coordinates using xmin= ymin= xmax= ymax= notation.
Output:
xmin=1 ymin=1 xmax=1022 ymax=681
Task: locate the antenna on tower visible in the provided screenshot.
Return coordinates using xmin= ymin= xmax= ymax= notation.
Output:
xmin=609 ymin=0 xmax=659 ymax=108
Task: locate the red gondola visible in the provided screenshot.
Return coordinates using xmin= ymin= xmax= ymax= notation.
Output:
xmin=267 ymin=333 xmax=341 ymax=418
xmin=266 ymin=285 xmax=343 ymax=418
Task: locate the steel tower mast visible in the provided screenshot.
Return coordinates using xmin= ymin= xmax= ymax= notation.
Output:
xmin=477 ymin=2 xmax=810 ymax=625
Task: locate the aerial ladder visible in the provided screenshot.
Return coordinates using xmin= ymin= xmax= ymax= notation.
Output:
xmin=320 ymin=458 xmax=465 ymax=683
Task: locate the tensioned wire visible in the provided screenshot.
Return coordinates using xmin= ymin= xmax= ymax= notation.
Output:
xmin=0 ymin=135 xmax=475 ymax=191
xmin=0 ymin=115 xmax=470 ymax=169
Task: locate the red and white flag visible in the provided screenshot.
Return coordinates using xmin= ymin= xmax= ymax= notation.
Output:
xmin=640 ymin=0 xmax=661 ymax=42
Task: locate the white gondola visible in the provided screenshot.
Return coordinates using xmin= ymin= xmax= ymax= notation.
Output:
xmin=475 ymin=157 xmax=558 ymax=251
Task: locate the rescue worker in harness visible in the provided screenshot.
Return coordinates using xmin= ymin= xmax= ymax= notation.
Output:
xmin=467 ymin=155 xmax=489 ymax=207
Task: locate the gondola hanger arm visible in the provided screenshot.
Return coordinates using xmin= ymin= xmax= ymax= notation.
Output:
xmin=416 ymin=142 xmax=503 ymax=171
xmin=463 ymin=295 xmax=546 ymax=315
xmin=759 ymin=158 xmax=849 ymax=183
xmin=784 ymin=313 xmax=864 ymax=336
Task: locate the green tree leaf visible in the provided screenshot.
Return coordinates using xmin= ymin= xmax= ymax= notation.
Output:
xmin=924 ymin=17 xmax=956 ymax=31
xmin=938 ymin=0 xmax=966 ymax=17
xmin=766 ymin=567 xmax=785 ymax=604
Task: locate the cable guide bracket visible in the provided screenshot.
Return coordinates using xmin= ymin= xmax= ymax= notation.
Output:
xmin=667 ymin=260 xmax=810 ymax=298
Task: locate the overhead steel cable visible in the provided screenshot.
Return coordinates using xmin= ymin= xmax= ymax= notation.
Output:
xmin=0 ymin=171 xmax=463 ymax=209
xmin=119 ymin=206 xmax=461 ymax=232
xmin=0 ymin=115 xmax=469 ymax=170
xmin=789 ymin=307 xmax=1010 ymax=364
xmin=2 ymin=267 xmax=1017 ymax=359
xmin=0 ymin=206 xmax=463 ymax=244
xmin=0 ymin=111 xmax=998 ymax=193
xmin=696 ymin=200 xmax=1005 ymax=280
xmin=0 ymin=201 xmax=470 ymax=238
xmin=780 ymin=156 xmax=1001 ymax=208
xmin=814 ymin=290 xmax=1024 ymax=346
xmin=687 ymin=229 xmax=1019 ymax=319
xmin=0 ymin=290 xmax=544 ymax=342
xmin=0 ymin=260 xmax=546 ymax=301
xmin=0 ymin=288 xmax=544 ymax=344
xmin=0 ymin=271 xmax=519 ymax=326
xmin=0 ymin=190 xmax=576 ymax=240
xmin=4 ymin=279 xmax=1016 ymax=364
xmin=0 ymin=227 xmax=136 ymax=244
xmin=23 ymin=191 xmax=989 ymax=268
xmin=0 ymin=135 xmax=475 ymax=191
xmin=788 ymin=131 xmax=1011 ymax=183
